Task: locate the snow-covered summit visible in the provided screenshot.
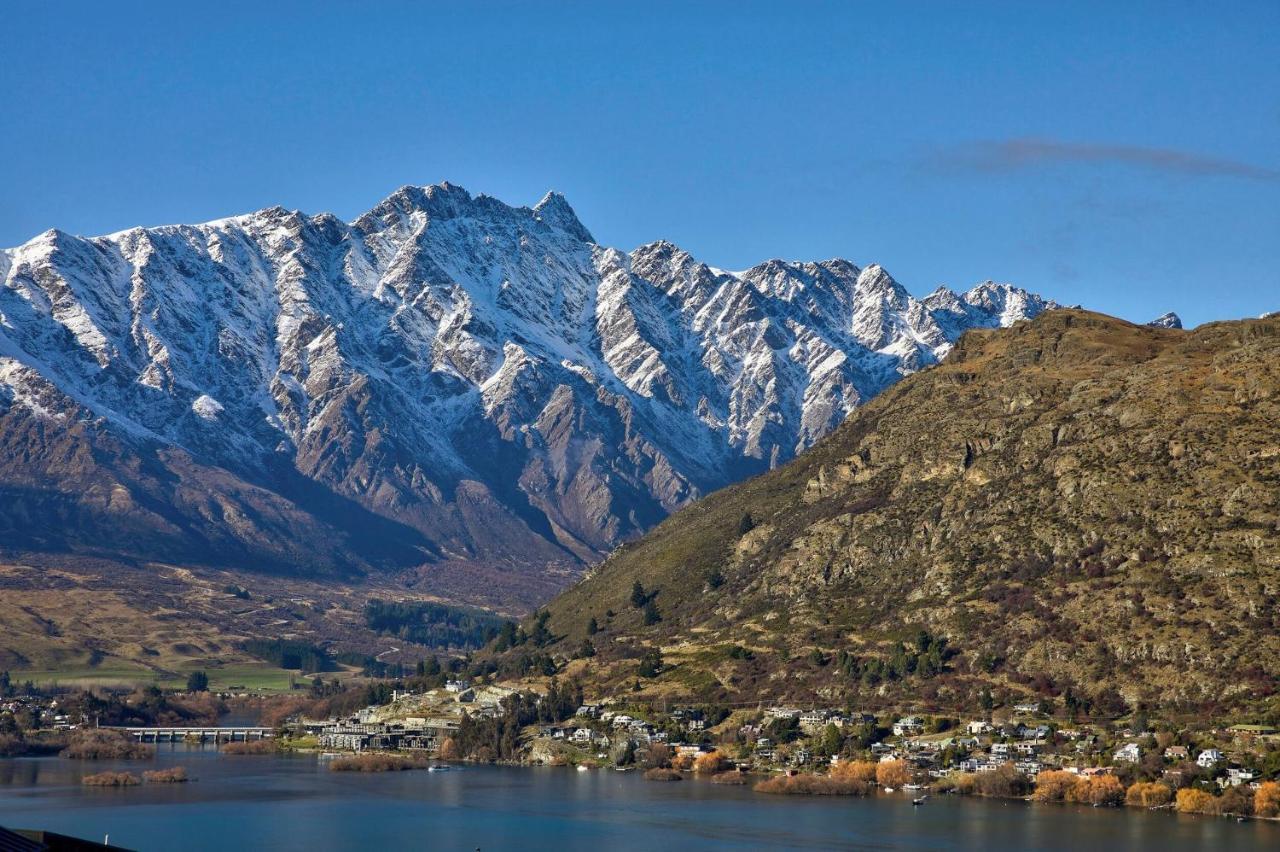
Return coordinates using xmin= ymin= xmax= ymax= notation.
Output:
xmin=1147 ymin=312 xmax=1183 ymax=329
xmin=0 ymin=183 xmax=1060 ymax=591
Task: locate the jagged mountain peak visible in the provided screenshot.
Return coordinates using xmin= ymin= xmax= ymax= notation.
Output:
xmin=533 ymin=191 xmax=594 ymax=243
xmin=1147 ymin=311 xmax=1183 ymax=329
xmin=0 ymin=184 xmax=1061 ymax=606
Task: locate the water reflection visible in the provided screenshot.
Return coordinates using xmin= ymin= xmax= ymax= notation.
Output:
xmin=0 ymin=751 xmax=1275 ymax=851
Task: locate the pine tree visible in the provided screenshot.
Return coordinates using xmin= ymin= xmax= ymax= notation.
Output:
xmin=630 ymin=581 xmax=647 ymax=608
xmin=643 ymin=600 xmax=662 ymax=625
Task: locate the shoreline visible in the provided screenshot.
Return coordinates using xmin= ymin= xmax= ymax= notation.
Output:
xmin=4 ymin=746 xmax=1277 ymax=830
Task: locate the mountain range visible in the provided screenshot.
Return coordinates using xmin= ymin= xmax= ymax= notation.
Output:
xmin=528 ymin=310 xmax=1280 ymax=713
xmin=0 ymin=183 xmax=1059 ymax=608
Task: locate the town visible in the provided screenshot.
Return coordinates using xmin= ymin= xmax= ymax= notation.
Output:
xmin=3 ymin=669 xmax=1279 ymax=820
xmin=285 ymin=678 xmax=1280 ymax=818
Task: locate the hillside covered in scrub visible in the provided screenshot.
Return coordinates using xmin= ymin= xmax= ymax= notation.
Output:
xmin=508 ymin=310 xmax=1280 ymax=718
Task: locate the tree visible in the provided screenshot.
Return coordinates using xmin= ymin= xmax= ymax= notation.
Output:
xmin=1254 ymin=781 xmax=1280 ymax=818
xmin=631 ymin=581 xmax=647 ymax=608
xmin=438 ymin=737 xmax=460 ymax=760
xmin=643 ymin=601 xmax=662 ymax=626
xmin=576 ymin=639 xmax=596 ymax=659
xmin=638 ymin=648 xmax=663 ymax=678
xmin=529 ymin=610 xmax=553 ymax=646
xmin=644 ymin=743 xmax=672 ymax=769
xmin=1175 ymin=787 xmax=1215 ymax=814
xmin=493 ymin=620 xmax=518 ymax=651
xmin=1125 ymin=781 xmax=1172 ymax=808
xmin=694 ymin=750 xmax=730 ymax=773
xmin=0 ymin=671 xmax=9 ymax=697
xmin=1081 ymin=775 xmax=1124 ymax=806
xmin=979 ymin=687 xmax=994 ymax=716
xmin=186 ymin=671 xmax=209 ymax=693
xmin=706 ymin=567 xmax=725 ymax=590
xmin=1063 ymin=688 xmax=1081 ymax=721
xmin=586 ymin=617 xmax=599 ymax=636
xmin=876 ymin=759 xmax=911 ymax=788
xmin=1032 ymin=770 xmax=1077 ymax=802
xmin=737 ymin=513 xmax=755 ymax=536
xmin=830 ymin=760 xmax=878 ymax=786
xmin=817 ymin=723 xmax=844 ymax=757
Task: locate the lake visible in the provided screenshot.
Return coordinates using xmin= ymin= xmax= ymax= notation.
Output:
xmin=0 ymin=749 xmax=1275 ymax=851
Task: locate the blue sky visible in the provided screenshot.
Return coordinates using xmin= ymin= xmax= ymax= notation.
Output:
xmin=3 ymin=1 xmax=1276 ymax=327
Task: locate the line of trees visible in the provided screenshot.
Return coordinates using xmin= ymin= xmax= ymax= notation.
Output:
xmin=364 ymin=600 xmax=506 ymax=650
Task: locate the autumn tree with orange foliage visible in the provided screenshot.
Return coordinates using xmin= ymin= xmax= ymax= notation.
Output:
xmin=1075 ymin=774 xmax=1124 ymax=806
xmin=437 ymin=737 xmax=460 ymax=760
xmin=1031 ymin=770 xmax=1077 ymax=802
xmin=671 ymin=751 xmax=696 ymax=771
xmin=1255 ymin=781 xmax=1280 ymax=819
xmin=1175 ymin=787 xmax=1215 ymax=814
xmin=875 ymin=759 xmax=911 ymax=789
xmin=693 ymin=751 xmax=730 ymax=774
xmin=830 ymin=760 xmax=878 ymax=786
xmin=1125 ymin=781 xmax=1172 ymax=808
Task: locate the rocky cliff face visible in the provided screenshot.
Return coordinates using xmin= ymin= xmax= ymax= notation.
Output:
xmin=534 ymin=311 xmax=1280 ymax=711
xmin=0 ymin=183 xmax=1056 ymax=606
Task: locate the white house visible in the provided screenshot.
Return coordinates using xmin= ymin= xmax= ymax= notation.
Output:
xmin=1197 ymin=749 xmax=1224 ymax=768
xmin=893 ymin=716 xmax=924 ymax=737
xmin=1113 ymin=743 xmax=1141 ymax=764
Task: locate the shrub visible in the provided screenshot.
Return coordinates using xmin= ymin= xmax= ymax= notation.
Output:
xmin=969 ymin=764 xmax=1032 ymax=798
xmin=143 ymin=766 xmax=189 ymax=783
xmin=710 ymin=771 xmax=747 ymax=785
xmin=755 ymin=773 xmax=874 ymax=796
xmin=61 ymin=729 xmax=152 ymax=760
xmin=221 ymin=740 xmax=278 ymax=755
xmin=329 ymin=754 xmax=422 ymax=772
xmin=1175 ymin=787 xmax=1215 ymax=814
xmin=82 ymin=771 xmax=140 ymax=787
xmin=643 ymin=768 xmax=683 ymax=782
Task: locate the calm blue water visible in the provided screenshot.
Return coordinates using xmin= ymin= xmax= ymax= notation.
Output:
xmin=0 ymin=749 xmax=1274 ymax=851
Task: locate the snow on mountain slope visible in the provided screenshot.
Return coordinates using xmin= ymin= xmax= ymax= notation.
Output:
xmin=1147 ymin=312 xmax=1184 ymax=329
xmin=0 ymin=183 xmax=1058 ymax=605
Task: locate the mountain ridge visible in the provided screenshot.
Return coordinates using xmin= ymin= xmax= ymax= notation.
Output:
xmin=0 ymin=183 xmax=1058 ymax=607
xmin=522 ymin=309 xmax=1280 ymax=713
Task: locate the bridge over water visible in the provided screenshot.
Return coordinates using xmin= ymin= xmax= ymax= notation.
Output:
xmin=110 ymin=726 xmax=274 ymax=743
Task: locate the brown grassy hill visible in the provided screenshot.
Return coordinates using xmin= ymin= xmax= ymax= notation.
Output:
xmin=521 ymin=310 xmax=1280 ymax=717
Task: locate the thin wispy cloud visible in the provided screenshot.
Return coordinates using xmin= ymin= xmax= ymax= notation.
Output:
xmin=930 ymin=137 xmax=1280 ymax=181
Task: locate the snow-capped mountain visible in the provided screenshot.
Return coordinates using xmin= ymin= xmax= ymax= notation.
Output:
xmin=0 ymin=183 xmax=1058 ymax=606
xmin=1147 ymin=312 xmax=1183 ymax=329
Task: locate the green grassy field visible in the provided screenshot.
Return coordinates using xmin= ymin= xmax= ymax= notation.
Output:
xmin=12 ymin=662 xmax=307 ymax=693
